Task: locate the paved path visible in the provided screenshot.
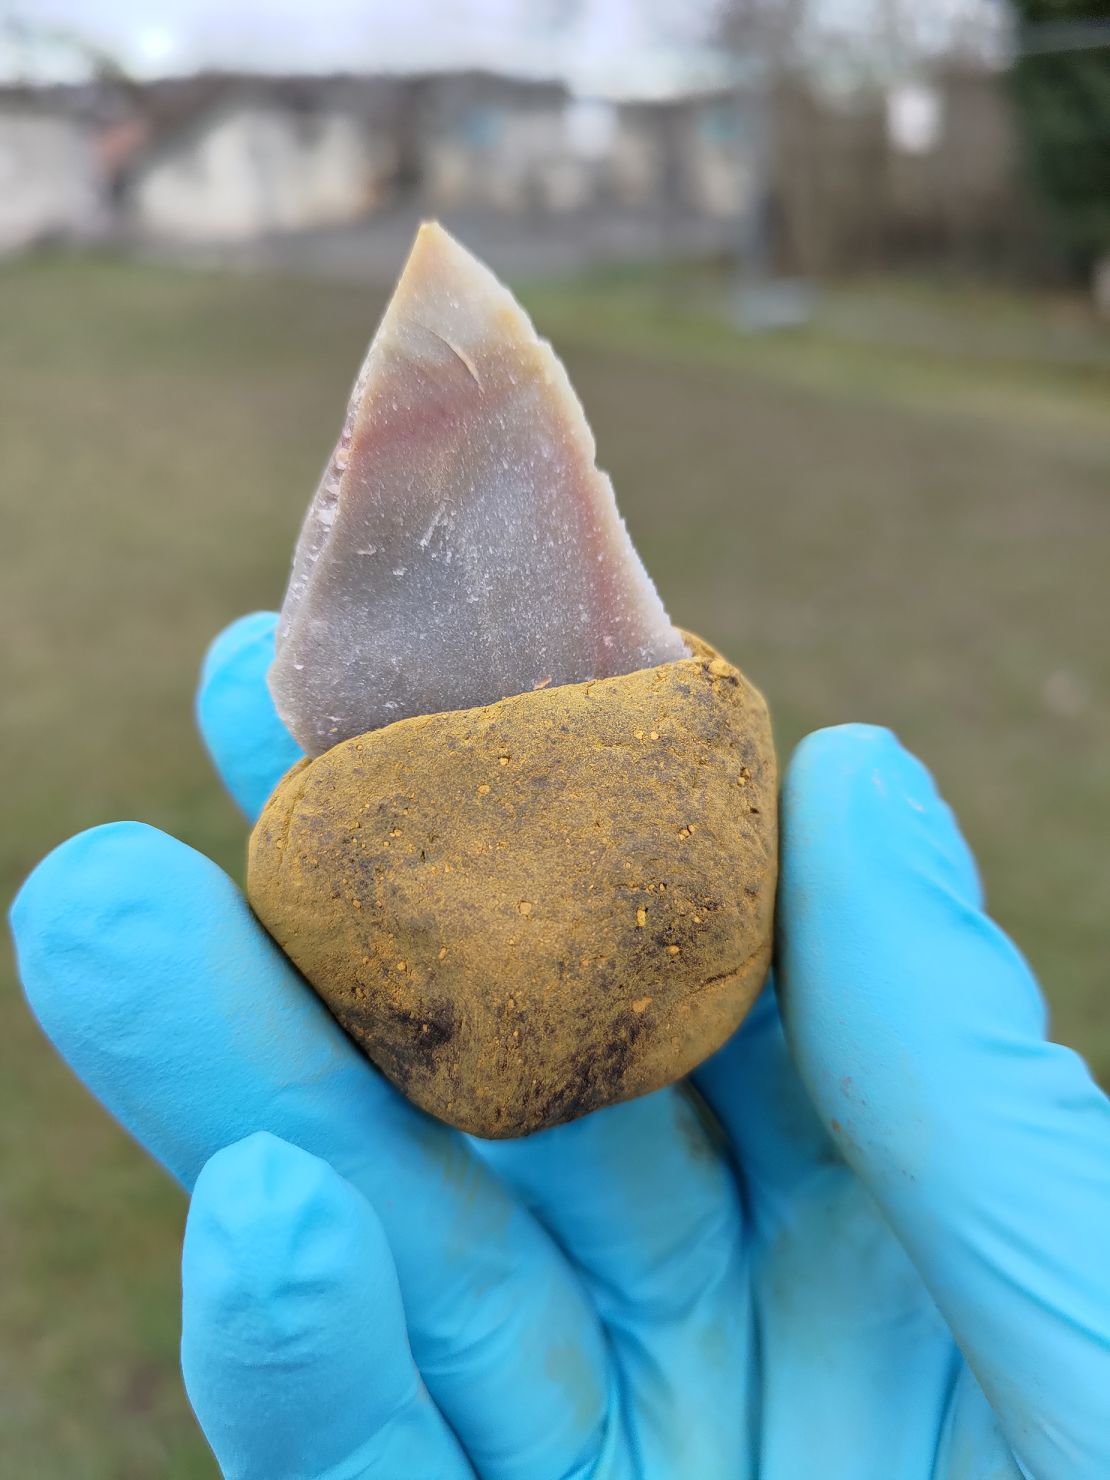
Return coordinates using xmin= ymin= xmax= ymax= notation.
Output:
xmin=136 ymin=203 xmax=739 ymax=284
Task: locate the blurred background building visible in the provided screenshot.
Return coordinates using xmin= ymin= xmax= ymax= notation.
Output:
xmin=0 ymin=1 xmax=1106 ymax=296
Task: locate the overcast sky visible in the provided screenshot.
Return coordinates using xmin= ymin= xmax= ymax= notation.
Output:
xmin=4 ymin=0 xmax=1007 ymax=94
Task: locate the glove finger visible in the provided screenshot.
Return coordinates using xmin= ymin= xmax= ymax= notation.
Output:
xmin=196 ymin=612 xmax=301 ymax=821
xmin=779 ymin=723 xmax=1110 ymax=1480
xmin=701 ymin=984 xmax=1002 ymax=1475
xmin=10 ymin=824 xmax=612 ymax=1480
xmin=182 ymin=1133 xmax=475 ymax=1480
xmin=703 ymin=986 xmax=960 ymax=1475
xmin=475 ymin=1087 xmax=752 ymax=1477
xmin=694 ymin=976 xmax=841 ymax=1222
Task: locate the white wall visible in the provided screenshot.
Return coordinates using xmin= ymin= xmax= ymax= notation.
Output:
xmin=130 ymin=105 xmax=390 ymax=242
xmin=682 ymin=103 xmax=752 ymax=218
xmin=424 ymin=103 xmax=593 ymax=213
xmin=0 ymin=111 xmax=105 ymax=253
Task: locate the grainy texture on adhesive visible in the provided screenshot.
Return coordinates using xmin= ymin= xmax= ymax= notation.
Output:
xmin=248 ymin=634 xmax=777 ymax=1137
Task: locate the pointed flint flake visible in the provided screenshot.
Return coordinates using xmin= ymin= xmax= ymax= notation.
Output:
xmin=270 ymin=221 xmax=688 ymax=757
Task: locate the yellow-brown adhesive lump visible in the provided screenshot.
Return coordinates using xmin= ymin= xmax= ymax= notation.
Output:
xmin=248 ymin=634 xmax=776 ymax=1137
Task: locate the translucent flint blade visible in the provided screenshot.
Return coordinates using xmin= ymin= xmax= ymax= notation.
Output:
xmin=270 ymin=222 xmax=688 ymax=757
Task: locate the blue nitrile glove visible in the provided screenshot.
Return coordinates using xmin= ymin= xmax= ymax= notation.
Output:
xmin=10 ymin=610 xmax=1110 ymax=1480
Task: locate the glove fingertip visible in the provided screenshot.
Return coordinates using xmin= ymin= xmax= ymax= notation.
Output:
xmin=185 ymin=1133 xmax=379 ymax=1345
xmin=199 ymin=610 xmax=279 ymax=690
xmin=182 ymin=1135 xmax=473 ymax=1480
xmin=195 ymin=612 xmax=302 ymax=821
xmin=783 ymin=722 xmax=982 ymax=909
xmin=11 ymin=820 xmax=181 ymax=1002
xmin=10 ymin=822 xmax=242 ymax=1065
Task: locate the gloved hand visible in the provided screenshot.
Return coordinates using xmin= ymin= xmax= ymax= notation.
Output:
xmin=10 ymin=611 xmax=1110 ymax=1480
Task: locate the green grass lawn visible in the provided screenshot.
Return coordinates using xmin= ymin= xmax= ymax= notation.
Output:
xmin=2 ymin=252 xmax=1108 ymax=1476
